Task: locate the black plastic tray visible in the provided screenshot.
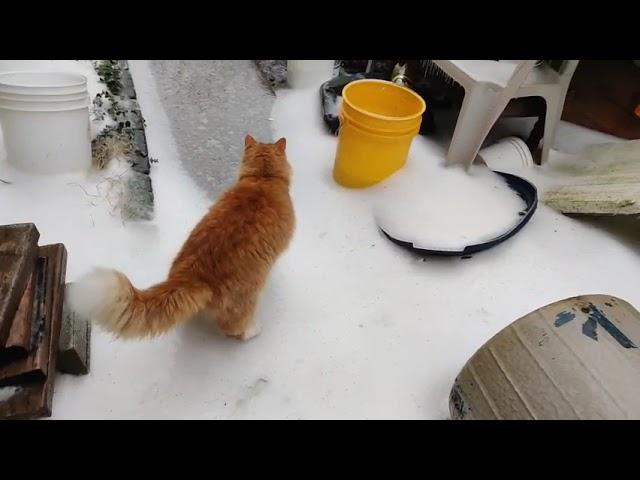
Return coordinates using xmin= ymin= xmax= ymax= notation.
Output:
xmin=380 ymin=171 xmax=538 ymax=257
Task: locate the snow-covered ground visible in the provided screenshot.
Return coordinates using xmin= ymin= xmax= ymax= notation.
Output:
xmin=0 ymin=60 xmax=638 ymax=419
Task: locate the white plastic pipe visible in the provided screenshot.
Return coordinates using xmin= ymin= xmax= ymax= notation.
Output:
xmin=477 ymin=136 xmax=534 ymax=171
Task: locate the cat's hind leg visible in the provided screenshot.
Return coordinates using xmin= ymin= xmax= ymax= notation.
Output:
xmin=215 ymin=294 xmax=261 ymax=341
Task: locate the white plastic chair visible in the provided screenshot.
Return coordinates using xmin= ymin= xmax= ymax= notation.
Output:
xmin=432 ymin=60 xmax=579 ymax=168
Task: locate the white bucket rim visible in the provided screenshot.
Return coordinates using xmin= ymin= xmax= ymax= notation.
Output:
xmin=0 ymin=92 xmax=88 ymax=102
xmin=0 ymin=70 xmax=87 ymax=89
xmin=0 ymin=98 xmax=89 ymax=112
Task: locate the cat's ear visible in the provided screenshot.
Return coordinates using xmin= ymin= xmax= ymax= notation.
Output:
xmin=275 ymin=137 xmax=287 ymax=152
xmin=245 ymin=134 xmax=257 ymax=148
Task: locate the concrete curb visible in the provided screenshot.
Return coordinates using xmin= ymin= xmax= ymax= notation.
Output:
xmin=110 ymin=60 xmax=154 ymax=220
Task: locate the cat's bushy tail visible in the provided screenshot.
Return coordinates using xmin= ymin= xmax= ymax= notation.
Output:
xmin=66 ymin=268 xmax=212 ymax=338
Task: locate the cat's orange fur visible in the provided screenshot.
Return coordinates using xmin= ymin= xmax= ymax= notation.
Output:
xmin=68 ymin=135 xmax=295 ymax=340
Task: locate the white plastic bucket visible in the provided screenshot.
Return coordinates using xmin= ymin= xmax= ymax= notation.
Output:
xmin=0 ymin=71 xmax=91 ymax=174
xmin=287 ymin=60 xmax=336 ymax=89
xmin=0 ymin=60 xmax=57 ymax=74
xmin=477 ymin=136 xmax=533 ymax=171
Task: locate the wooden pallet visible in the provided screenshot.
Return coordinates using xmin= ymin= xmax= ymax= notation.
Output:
xmin=0 ymin=224 xmax=72 ymax=418
xmin=0 ymin=246 xmax=66 ymax=385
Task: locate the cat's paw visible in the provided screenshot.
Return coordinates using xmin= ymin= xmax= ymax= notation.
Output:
xmin=240 ymin=322 xmax=262 ymax=341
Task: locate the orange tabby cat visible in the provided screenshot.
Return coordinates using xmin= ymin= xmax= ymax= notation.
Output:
xmin=68 ymin=135 xmax=295 ymax=340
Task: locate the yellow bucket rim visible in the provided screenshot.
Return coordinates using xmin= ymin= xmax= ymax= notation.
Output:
xmin=342 ymin=79 xmax=426 ymax=122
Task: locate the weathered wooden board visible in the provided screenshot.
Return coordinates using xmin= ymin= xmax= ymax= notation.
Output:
xmin=0 ymin=224 xmax=40 ymax=345
xmin=0 ymin=270 xmax=36 ymax=362
xmin=545 ymin=179 xmax=640 ymax=215
xmin=544 ymin=140 xmax=640 ymax=216
xmin=2 ymin=255 xmax=48 ymax=361
xmin=57 ymin=298 xmax=91 ymax=376
xmin=5 ymin=271 xmax=36 ymax=349
xmin=0 ymin=245 xmax=67 ymax=386
xmin=0 ymin=244 xmax=67 ymax=419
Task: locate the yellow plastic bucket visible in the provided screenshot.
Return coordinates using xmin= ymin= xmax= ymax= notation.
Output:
xmin=333 ymin=79 xmax=426 ymax=188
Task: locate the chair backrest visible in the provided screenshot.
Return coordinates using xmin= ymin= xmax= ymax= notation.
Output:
xmin=502 ymin=60 xmax=538 ymax=92
xmin=488 ymin=60 xmax=537 ymax=124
